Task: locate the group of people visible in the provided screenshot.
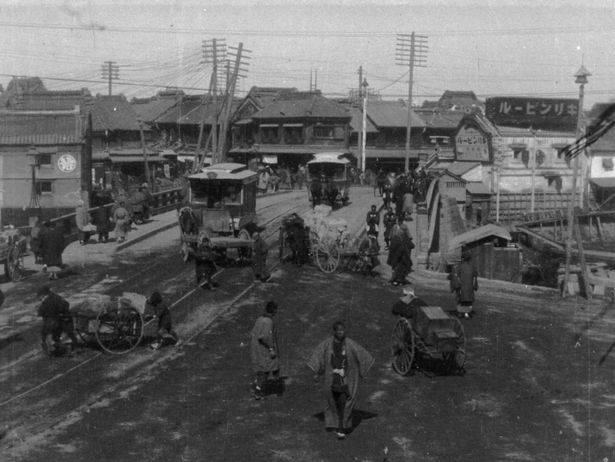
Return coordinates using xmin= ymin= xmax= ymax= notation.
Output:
xmin=365 ymin=204 xmax=415 ymax=286
xmin=256 ymin=165 xmax=308 ymax=195
xmin=30 ymin=220 xmax=67 ymax=280
xmin=250 ymin=302 xmax=374 ymax=440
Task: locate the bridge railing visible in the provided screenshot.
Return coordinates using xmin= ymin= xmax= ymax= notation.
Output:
xmin=490 ymin=191 xmax=574 ymax=224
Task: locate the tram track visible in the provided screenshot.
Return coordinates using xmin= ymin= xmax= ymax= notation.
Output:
xmin=0 ymin=199 xmax=308 ymax=413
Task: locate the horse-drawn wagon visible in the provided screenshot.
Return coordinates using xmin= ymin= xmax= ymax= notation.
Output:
xmin=391 ymin=303 xmax=466 ymax=376
xmin=178 ymin=163 xmax=261 ymax=262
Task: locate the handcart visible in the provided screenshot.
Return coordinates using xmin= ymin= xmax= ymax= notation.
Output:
xmin=391 ymin=304 xmax=466 ymax=376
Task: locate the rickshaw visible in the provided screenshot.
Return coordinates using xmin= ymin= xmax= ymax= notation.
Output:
xmin=306 ymin=152 xmax=352 ymax=208
xmin=178 ymin=163 xmax=260 ymax=262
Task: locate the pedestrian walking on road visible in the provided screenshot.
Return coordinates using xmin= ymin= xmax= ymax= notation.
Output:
xmin=382 ymin=207 xmax=397 ymax=250
xmin=30 ymin=217 xmax=43 ymax=264
xmin=39 ymin=221 xmax=65 ymax=280
xmin=250 ymin=301 xmax=281 ymax=399
xmin=75 ymin=200 xmax=95 ymax=245
xmin=112 ymin=200 xmax=131 ymax=243
xmin=92 ymin=188 xmax=113 ymax=243
xmin=365 ymin=204 xmax=380 ymax=239
xmin=252 ymin=232 xmax=271 ymax=282
xmin=387 ymin=222 xmax=414 ymax=286
xmin=452 ymin=251 xmax=478 ymax=318
xmin=307 ymin=321 xmax=374 ymax=440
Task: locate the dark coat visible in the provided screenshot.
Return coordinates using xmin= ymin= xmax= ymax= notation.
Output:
xmin=455 ymin=260 xmax=478 ymax=303
xmin=40 ymin=227 xmax=65 ymax=267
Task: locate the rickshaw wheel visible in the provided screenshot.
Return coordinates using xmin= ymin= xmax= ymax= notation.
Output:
xmin=95 ymin=306 xmax=144 ymax=355
xmin=391 ymin=318 xmax=415 ymax=375
xmin=442 ymin=317 xmax=466 ymax=374
xmin=315 ymin=244 xmax=340 ymax=273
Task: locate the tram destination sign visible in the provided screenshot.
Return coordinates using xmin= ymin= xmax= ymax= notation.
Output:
xmin=486 ymin=97 xmax=579 ymax=132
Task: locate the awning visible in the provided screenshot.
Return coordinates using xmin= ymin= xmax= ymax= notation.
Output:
xmin=590 ymin=177 xmax=615 ymax=188
xmin=448 ymin=224 xmax=512 ymax=252
xmin=282 ymin=123 xmax=303 ymax=127
xmin=465 ymin=182 xmax=491 ymax=195
xmin=362 ymin=148 xmax=420 ymax=160
xmin=234 ymin=118 xmax=252 ymax=125
xmin=508 ymin=143 xmax=527 ymax=150
xmin=109 ymin=155 xmax=166 ymax=163
xmin=259 ymin=124 xmax=279 ymax=128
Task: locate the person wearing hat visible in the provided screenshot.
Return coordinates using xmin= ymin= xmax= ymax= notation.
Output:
xmin=144 ymin=291 xmax=179 ymax=350
xmin=194 ymin=233 xmax=218 ymax=290
xmin=36 ymin=286 xmax=77 ymax=356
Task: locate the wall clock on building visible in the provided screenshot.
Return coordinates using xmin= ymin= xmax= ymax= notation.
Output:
xmin=57 ymin=154 xmax=77 ymax=172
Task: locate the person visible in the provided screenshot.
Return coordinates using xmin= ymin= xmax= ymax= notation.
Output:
xmin=393 ymin=174 xmax=408 ymax=220
xmin=75 ymin=200 xmax=94 ymax=245
xmin=141 ymin=183 xmax=153 ymax=219
xmin=257 ymin=169 xmax=269 ymax=195
xmin=358 ymin=234 xmax=380 ymax=277
xmin=113 ymin=199 xmax=131 ymax=243
xmin=39 ymin=221 xmax=65 ymax=280
xmin=92 ymin=188 xmax=113 ymax=243
xmin=37 ymin=285 xmax=78 ymax=356
xmin=310 ymin=175 xmax=322 ymax=208
xmin=382 ymin=181 xmax=393 ymax=209
xmin=387 ymin=221 xmax=414 ymax=286
xmin=130 ymin=186 xmax=149 ymax=223
xmin=30 ymin=217 xmax=43 ymax=263
xmin=144 ymin=291 xmax=179 ymax=350
xmin=382 ymin=207 xmax=398 ymax=250
xmin=376 ymin=168 xmax=386 ymax=196
xmin=250 ymin=301 xmax=280 ymax=400
xmin=365 ymin=204 xmax=380 ymax=239
xmin=402 ymin=189 xmax=414 ymax=220
xmin=391 ymin=286 xmax=427 ymax=318
xmin=194 ymin=234 xmax=218 ymax=290
xmin=453 ymin=251 xmax=478 ymax=318
xmin=297 ymin=164 xmax=306 ymax=190
xmin=307 ymin=321 xmax=374 ymax=440
xmin=252 ymin=232 xmax=271 ymax=282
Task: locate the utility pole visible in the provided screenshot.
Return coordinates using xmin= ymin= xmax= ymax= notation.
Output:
xmin=202 ymin=39 xmax=227 ymax=164
xmin=101 ymin=61 xmax=119 ymax=96
xmin=361 ymin=78 xmax=369 ymax=172
xmin=563 ymin=65 xmax=590 ymax=298
xmin=137 ymin=118 xmax=152 ymax=191
xmin=358 ymin=66 xmax=364 ymax=99
xmin=396 ymin=32 xmax=427 ymax=173
xmin=218 ymin=43 xmax=251 ymax=162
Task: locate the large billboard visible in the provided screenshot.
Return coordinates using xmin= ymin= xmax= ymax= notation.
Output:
xmin=486 ymin=97 xmax=579 ymax=132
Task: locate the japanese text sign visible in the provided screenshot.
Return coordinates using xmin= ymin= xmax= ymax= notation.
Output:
xmin=455 ymin=126 xmax=490 ymax=161
xmin=486 ymin=97 xmax=579 ymax=132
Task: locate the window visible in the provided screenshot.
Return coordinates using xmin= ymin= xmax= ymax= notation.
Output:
xmin=313 ymin=125 xmax=345 ymax=140
xmin=259 ymin=125 xmax=279 ymax=144
xmin=603 ymin=158 xmax=614 ymax=171
xmin=36 ymin=181 xmax=52 ymax=194
xmin=283 ymin=125 xmax=304 ymax=144
xmin=512 ymin=148 xmax=527 ymax=161
xmin=39 ymin=154 xmax=52 ymax=166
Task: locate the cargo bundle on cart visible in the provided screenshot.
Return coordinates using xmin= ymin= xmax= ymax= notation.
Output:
xmin=178 ymin=163 xmax=262 ymax=262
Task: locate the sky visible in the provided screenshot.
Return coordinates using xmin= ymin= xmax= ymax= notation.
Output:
xmin=0 ymin=0 xmax=614 ymax=109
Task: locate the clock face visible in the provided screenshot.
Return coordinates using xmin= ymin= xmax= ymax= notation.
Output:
xmin=58 ymin=154 xmax=77 ymax=173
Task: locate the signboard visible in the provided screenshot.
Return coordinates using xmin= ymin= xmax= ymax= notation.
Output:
xmin=455 ymin=126 xmax=490 ymax=161
xmin=486 ymin=97 xmax=579 ymax=132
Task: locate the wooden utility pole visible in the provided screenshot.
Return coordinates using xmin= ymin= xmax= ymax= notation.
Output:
xmin=101 ymin=61 xmax=119 ymax=96
xmin=138 ymin=118 xmax=152 ymax=191
xmin=396 ymin=33 xmax=427 ymax=173
xmin=563 ymin=66 xmax=590 ymax=298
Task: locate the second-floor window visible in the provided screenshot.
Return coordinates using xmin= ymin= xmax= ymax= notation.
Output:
xmin=259 ymin=125 xmax=279 ymax=144
xmin=313 ymin=125 xmax=345 ymax=140
xmin=283 ymin=124 xmax=304 ymax=144
xmin=36 ymin=180 xmax=53 ymax=194
xmin=39 ymin=154 xmax=52 ymax=167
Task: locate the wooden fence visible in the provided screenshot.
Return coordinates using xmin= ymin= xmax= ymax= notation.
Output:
xmin=489 ymin=191 xmax=574 ymax=224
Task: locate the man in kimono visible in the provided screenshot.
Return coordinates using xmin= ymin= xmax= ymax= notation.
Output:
xmin=307 ymin=321 xmax=374 ymax=440
xmin=365 ymin=205 xmax=380 ymax=239
xmin=250 ymin=301 xmax=280 ymax=399
xmin=453 ymin=251 xmax=478 ymax=318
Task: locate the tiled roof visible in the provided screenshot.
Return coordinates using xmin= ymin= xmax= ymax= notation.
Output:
xmin=366 ymin=100 xmax=425 ymax=128
xmin=415 ymin=108 xmax=465 ymax=129
xmin=348 ymin=106 xmax=378 ymax=133
xmin=247 ymin=87 xmax=297 ymax=109
xmin=155 ymin=95 xmax=204 ymax=124
xmin=446 ymin=161 xmax=481 ymax=176
xmin=8 ymin=90 xmax=91 ymax=111
xmin=0 ymin=111 xmax=84 ymax=144
xmin=90 ymin=95 xmax=141 ymax=132
xmin=131 ymin=93 xmax=183 ymax=123
xmin=177 ymin=97 xmax=242 ymax=125
xmin=466 ymin=182 xmax=491 ymax=195
xmin=253 ymin=92 xmax=351 ymax=120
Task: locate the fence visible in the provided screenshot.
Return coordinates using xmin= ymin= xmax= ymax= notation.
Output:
xmin=490 ymin=191 xmax=573 ymax=224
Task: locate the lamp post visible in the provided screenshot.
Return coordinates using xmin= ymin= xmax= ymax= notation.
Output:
xmin=563 ymin=65 xmax=590 ymax=298
xmin=360 ymin=78 xmax=369 ymax=172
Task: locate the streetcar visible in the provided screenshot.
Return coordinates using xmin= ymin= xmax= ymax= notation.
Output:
xmin=306 ymin=152 xmax=352 ymax=208
xmin=178 ymin=162 xmax=260 ymax=261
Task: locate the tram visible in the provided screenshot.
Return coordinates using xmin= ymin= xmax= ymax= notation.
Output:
xmin=306 ymin=152 xmax=352 ymax=208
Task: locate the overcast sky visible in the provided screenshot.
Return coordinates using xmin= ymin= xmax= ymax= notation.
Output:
xmin=0 ymin=0 xmax=613 ymax=108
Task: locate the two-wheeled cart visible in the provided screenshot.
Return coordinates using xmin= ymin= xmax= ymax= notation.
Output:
xmin=391 ymin=304 xmax=466 ymax=376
